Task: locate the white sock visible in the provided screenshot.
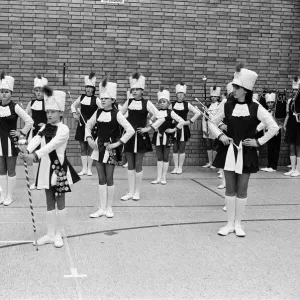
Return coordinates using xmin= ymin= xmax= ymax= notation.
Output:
xmin=235 ymin=197 xmax=247 ymax=227
xmin=0 ymin=175 xmax=7 ymax=199
xmin=135 ymin=171 xmax=143 ymax=194
xmin=56 ymin=208 xmax=67 ymax=238
xmin=99 ymin=184 xmax=108 ymax=210
xmin=162 ymin=162 xmax=169 ymax=181
xmin=80 ymin=156 xmax=88 ymax=172
xmin=107 ymin=185 xmax=115 ymax=209
xmin=225 ymin=196 xmax=236 ymax=226
xmin=7 ymin=175 xmax=16 ymax=199
xmin=155 ymin=161 xmax=163 ymax=181
xmin=87 ymin=156 xmax=93 ymax=173
xmin=127 ymin=170 xmax=135 ymax=195
xmin=172 ymin=153 xmax=179 ymax=169
xmin=179 ymin=153 xmax=186 ymax=168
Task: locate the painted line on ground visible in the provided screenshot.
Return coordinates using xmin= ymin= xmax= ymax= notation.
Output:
xmin=0 ymin=240 xmax=33 ymax=243
xmin=62 ymin=227 xmax=86 ymax=300
xmin=1 ymin=217 xmax=300 ymax=250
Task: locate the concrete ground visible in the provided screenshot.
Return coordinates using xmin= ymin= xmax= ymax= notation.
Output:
xmin=1 ymin=165 xmax=300 ymax=300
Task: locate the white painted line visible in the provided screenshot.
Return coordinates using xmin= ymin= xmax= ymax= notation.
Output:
xmin=64 ymin=268 xmax=87 ymax=278
xmin=62 ymin=228 xmax=85 ymax=300
xmin=0 ymin=240 xmax=32 ymax=243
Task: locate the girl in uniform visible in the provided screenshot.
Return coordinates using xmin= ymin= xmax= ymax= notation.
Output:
xmin=86 ymin=79 xmax=134 ymax=218
xmin=171 ymin=82 xmax=200 ymax=174
xmin=26 ymin=75 xmax=48 ymax=189
xmin=71 ymin=72 xmax=102 ymax=176
xmin=0 ymin=72 xmax=33 ymax=205
xmin=151 ymin=88 xmax=185 ymax=185
xmin=120 ymin=72 xmax=163 ymax=201
xmin=209 ymin=64 xmax=278 ymax=237
xmin=283 ymin=77 xmax=300 ymax=177
xmin=22 ymin=86 xmax=80 ymax=247
xmin=202 ymin=85 xmax=221 ymax=168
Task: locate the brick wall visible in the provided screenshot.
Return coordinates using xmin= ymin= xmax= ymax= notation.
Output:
xmin=1 ymin=0 xmax=299 ymax=165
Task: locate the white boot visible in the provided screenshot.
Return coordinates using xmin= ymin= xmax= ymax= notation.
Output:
xmin=33 ymin=210 xmax=56 ymax=246
xmin=171 ymin=153 xmax=179 ymax=174
xmin=291 ymin=157 xmax=300 ymax=177
xmin=4 ymin=175 xmax=16 ymax=206
xmin=177 ymin=153 xmax=185 ymax=174
xmin=90 ymin=184 xmax=107 ymax=218
xmin=161 ymin=162 xmax=169 ymax=185
xmin=87 ymin=156 xmax=93 ymax=176
xmin=151 ymin=161 xmax=163 ymax=184
xmin=121 ymin=170 xmax=135 ymax=201
xmin=30 ymin=163 xmax=38 ymax=190
xmin=284 ymin=156 xmax=296 ymax=176
xmin=54 ymin=208 xmax=67 ymax=248
xmin=133 ymin=171 xmax=143 ymax=200
xmin=218 ymin=196 xmax=235 ymax=236
xmin=106 ymin=185 xmax=115 ymax=218
xmin=0 ymin=175 xmax=7 ymax=204
xmin=235 ymin=197 xmax=247 ymax=237
xmin=78 ymin=156 xmax=87 ymax=176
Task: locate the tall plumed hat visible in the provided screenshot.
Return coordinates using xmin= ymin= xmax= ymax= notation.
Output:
xmin=232 ymin=63 xmax=258 ymax=91
xmin=43 ymin=86 xmax=66 ymax=112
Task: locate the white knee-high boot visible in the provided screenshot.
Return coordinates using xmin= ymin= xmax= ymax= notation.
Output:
xmin=151 ymin=161 xmax=163 ymax=184
xmin=171 ymin=153 xmax=179 ymax=174
xmin=34 ymin=210 xmax=56 ymax=246
xmin=177 ymin=153 xmax=185 ymax=174
xmin=78 ymin=156 xmax=87 ymax=176
xmin=87 ymin=156 xmax=93 ymax=176
xmin=161 ymin=162 xmax=169 ymax=185
xmin=121 ymin=170 xmax=135 ymax=201
xmin=106 ymin=185 xmax=115 ymax=218
xmin=0 ymin=175 xmax=7 ymax=204
xmin=218 ymin=196 xmax=235 ymax=236
xmin=235 ymin=197 xmax=247 ymax=237
xmin=4 ymin=175 xmax=16 ymax=206
xmin=54 ymin=208 xmax=67 ymax=248
xmin=133 ymin=171 xmax=143 ymax=200
xmin=90 ymin=184 xmax=107 ymax=218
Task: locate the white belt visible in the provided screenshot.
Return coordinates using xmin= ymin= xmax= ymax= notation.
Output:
xmin=224 ymin=141 xmax=243 ymax=174
xmin=156 ymin=132 xmax=167 ymax=146
xmin=174 ymin=127 xmax=185 ymax=141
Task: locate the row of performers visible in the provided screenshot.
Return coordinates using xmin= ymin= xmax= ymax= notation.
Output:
xmin=0 ymin=64 xmax=287 ymax=248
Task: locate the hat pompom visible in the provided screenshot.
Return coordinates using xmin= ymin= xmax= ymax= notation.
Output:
xmin=213 ymin=85 xmax=217 ymax=90
xmin=0 ymin=71 xmax=5 ymax=80
xmin=36 ymin=74 xmax=42 ymax=79
xmin=180 ymin=81 xmax=185 ymax=86
xmin=89 ymin=71 xmax=95 ymax=79
xmin=159 ymin=86 xmax=164 ymax=92
xmin=294 ymin=76 xmax=298 ymax=82
xmin=236 ymin=62 xmax=245 ymax=72
xmin=132 ymin=72 xmax=140 ymax=80
xmin=101 ymin=77 xmax=108 ymax=88
xmin=42 ymin=85 xmax=53 ymax=97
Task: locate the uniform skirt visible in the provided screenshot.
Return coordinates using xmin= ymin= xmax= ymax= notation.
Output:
xmin=91 ymin=139 xmax=122 ymax=165
xmin=123 ymin=131 xmax=152 ymax=153
xmin=174 ymin=125 xmax=191 ymax=143
xmin=151 ymin=132 xmax=174 ymax=148
xmin=213 ymin=143 xmax=259 ymax=174
xmin=284 ymin=118 xmax=300 ymax=145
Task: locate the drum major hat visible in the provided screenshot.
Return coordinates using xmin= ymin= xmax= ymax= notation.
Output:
xmin=292 ymin=76 xmax=300 ymax=89
xmin=0 ymin=72 xmax=14 ymax=92
xmin=43 ymin=86 xmax=66 ymax=112
xmin=34 ymin=75 xmax=48 ymax=89
xmin=84 ymin=72 xmax=96 ymax=87
xmin=232 ymin=63 xmax=258 ymax=91
xmin=99 ymin=78 xmax=117 ymax=99
xmin=210 ymin=85 xmax=221 ymax=97
xmin=130 ymin=72 xmax=145 ymax=90
xmin=157 ymin=88 xmax=170 ymax=101
xmin=265 ymin=93 xmax=276 ymax=103
xmin=175 ymin=82 xmax=187 ymax=94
